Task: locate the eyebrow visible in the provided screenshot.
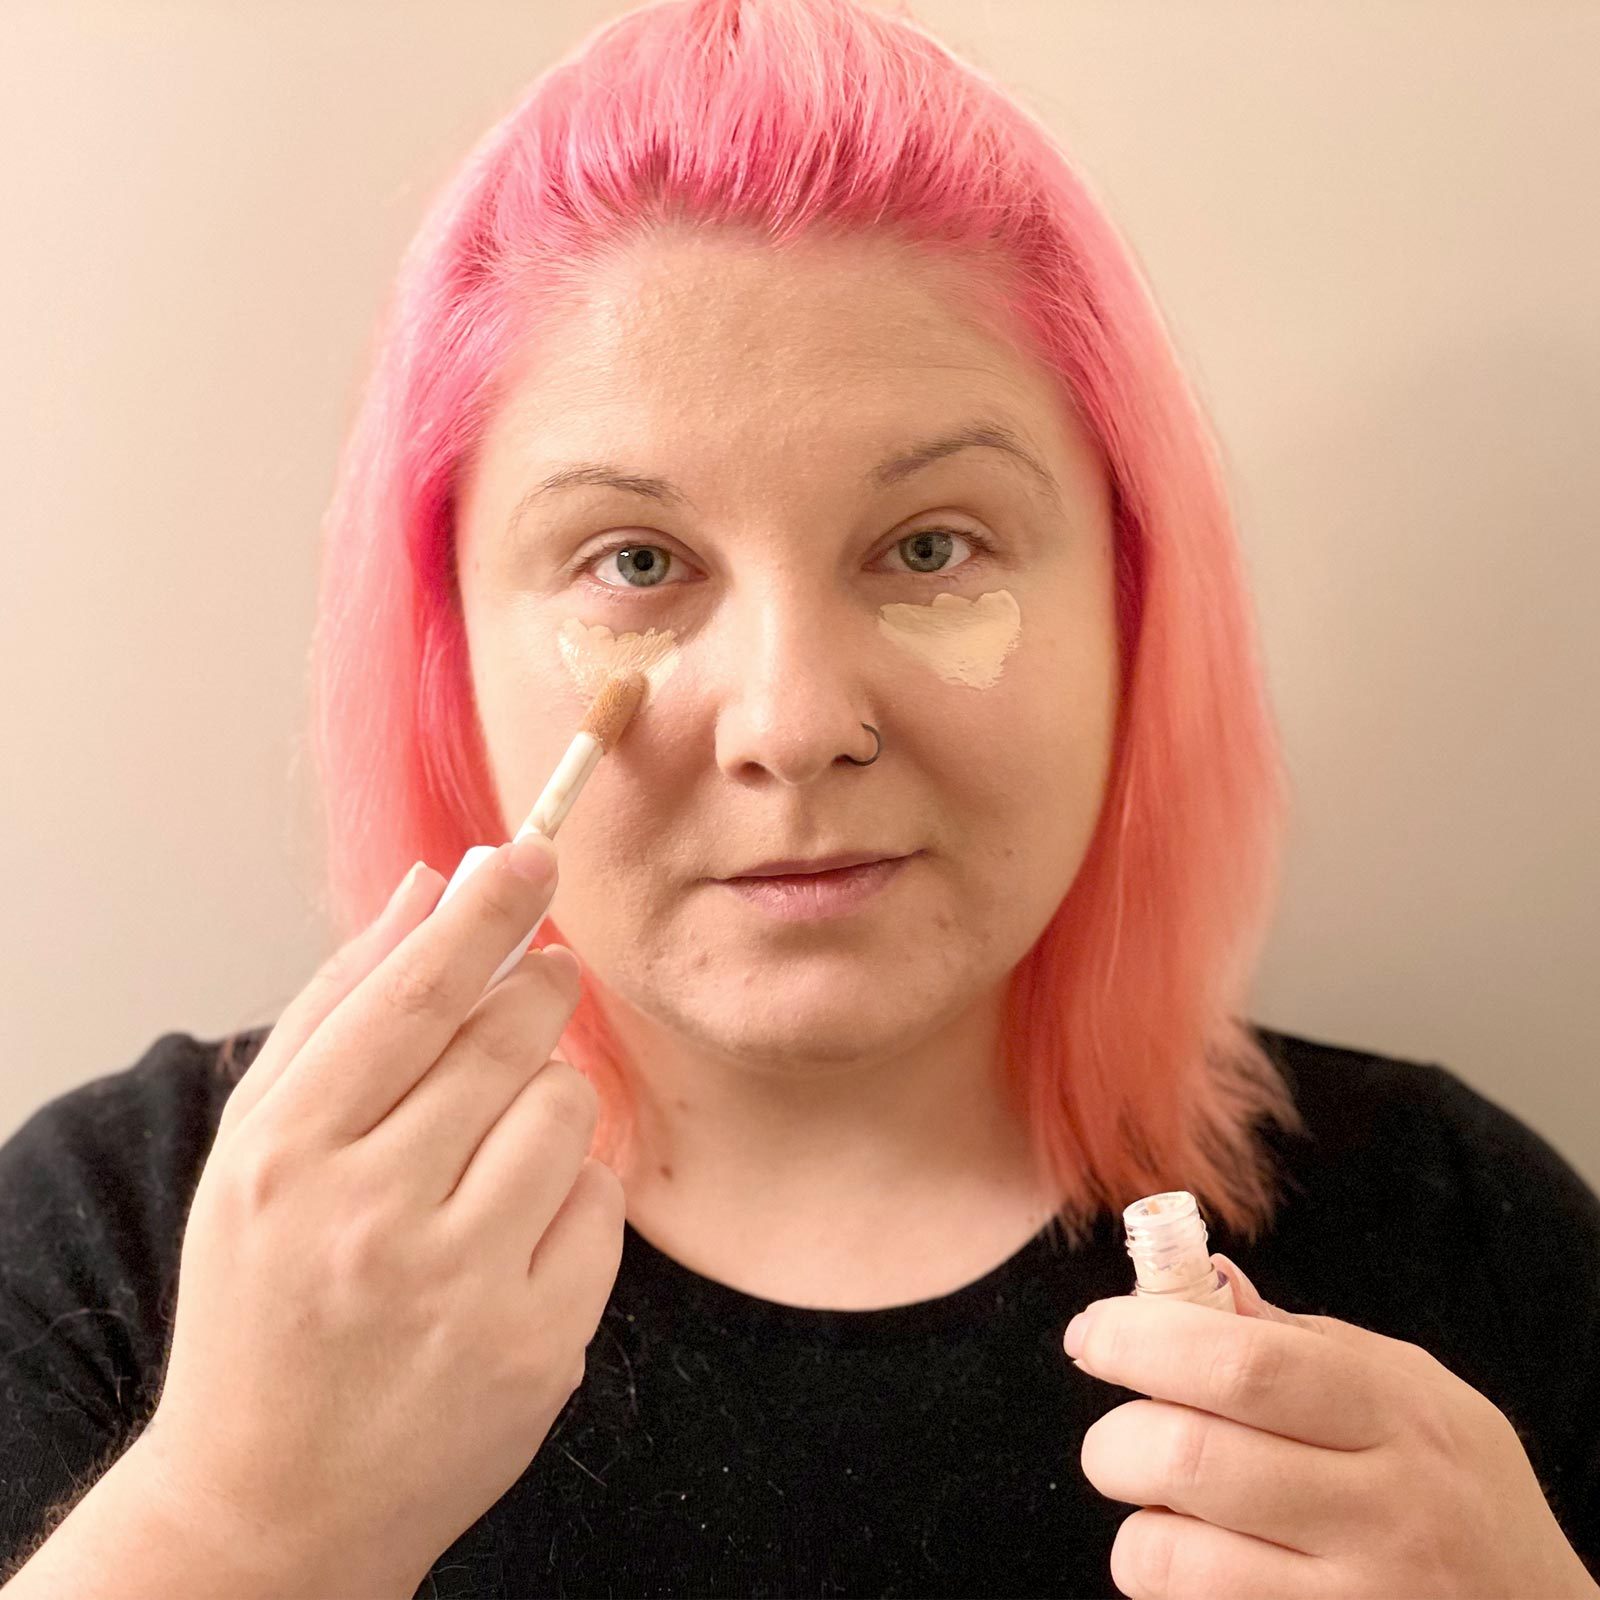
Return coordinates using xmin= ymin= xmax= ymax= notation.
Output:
xmin=502 ymin=420 xmax=1063 ymax=538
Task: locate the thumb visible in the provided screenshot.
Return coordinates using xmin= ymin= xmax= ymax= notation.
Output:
xmin=1210 ymin=1252 xmax=1309 ymax=1329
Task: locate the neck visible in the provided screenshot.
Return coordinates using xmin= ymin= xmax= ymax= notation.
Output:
xmin=598 ymin=981 xmax=1059 ymax=1305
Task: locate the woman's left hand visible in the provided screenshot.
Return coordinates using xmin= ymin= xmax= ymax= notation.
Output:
xmin=1066 ymin=1253 xmax=1599 ymax=1599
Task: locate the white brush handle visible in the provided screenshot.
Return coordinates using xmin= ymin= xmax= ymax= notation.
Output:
xmin=434 ymin=728 xmax=603 ymax=997
xmin=521 ymin=732 xmax=602 ymax=837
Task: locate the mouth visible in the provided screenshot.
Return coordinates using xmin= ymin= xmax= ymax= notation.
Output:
xmin=720 ymin=849 xmax=908 ymax=880
xmin=712 ymin=852 xmax=919 ymax=921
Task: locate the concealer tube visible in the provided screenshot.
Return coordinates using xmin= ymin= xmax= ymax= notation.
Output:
xmin=1122 ymin=1190 xmax=1238 ymax=1313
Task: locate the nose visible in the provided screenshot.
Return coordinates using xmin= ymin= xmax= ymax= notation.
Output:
xmin=708 ymin=581 xmax=881 ymax=786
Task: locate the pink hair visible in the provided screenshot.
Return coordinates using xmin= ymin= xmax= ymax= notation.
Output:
xmin=308 ymin=0 xmax=1304 ymax=1247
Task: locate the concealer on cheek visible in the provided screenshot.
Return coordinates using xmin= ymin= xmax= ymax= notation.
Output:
xmin=876 ymin=589 xmax=1022 ymax=688
xmin=557 ymin=618 xmax=682 ymax=699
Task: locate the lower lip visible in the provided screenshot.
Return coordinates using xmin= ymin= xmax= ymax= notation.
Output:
xmin=715 ymin=855 xmax=912 ymax=920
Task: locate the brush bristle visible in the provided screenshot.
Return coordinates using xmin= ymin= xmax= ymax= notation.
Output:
xmin=580 ymin=670 xmax=648 ymax=749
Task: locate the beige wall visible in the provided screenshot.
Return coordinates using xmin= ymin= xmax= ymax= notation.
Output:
xmin=3 ymin=2 xmax=1595 ymax=1188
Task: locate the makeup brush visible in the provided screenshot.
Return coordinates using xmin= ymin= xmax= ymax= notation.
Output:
xmin=512 ymin=668 xmax=648 ymax=843
xmin=437 ymin=667 xmax=648 ymax=993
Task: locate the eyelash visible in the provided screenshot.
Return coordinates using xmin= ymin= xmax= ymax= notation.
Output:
xmin=568 ymin=526 xmax=1000 ymax=594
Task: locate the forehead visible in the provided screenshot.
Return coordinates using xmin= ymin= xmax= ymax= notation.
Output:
xmin=481 ymin=227 xmax=1071 ymax=457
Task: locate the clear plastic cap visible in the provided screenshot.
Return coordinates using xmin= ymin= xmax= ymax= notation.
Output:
xmin=1121 ymin=1189 xmax=1217 ymax=1297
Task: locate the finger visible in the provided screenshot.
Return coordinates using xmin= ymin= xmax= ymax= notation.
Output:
xmin=541 ymin=944 xmax=583 ymax=992
xmin=1082 ymin=1397 xmax=1370 ymax=1558
xmin=1071 ymin=1294 xmax=1395 ymax=1451
xmin=1107 ymin=1505 xmax=1331 ymax=1600
xmin=524 ymin=1158 xmax=627 ymax=1350
xmin=255 ymin=832 xmax=561 ymax=1149
xmin=1213 ymin=1254 xmax=1461 ymax=1390
xmin=220 ymin=861 xmax=445 ymax=1135
xmin=444 ymin=1057 xmax=603 ymax=1266
xmin=1211 ymin=1254 xmax=1303 ymax=1326
xmin=358 ymin=942 xmax=584 ymax=1202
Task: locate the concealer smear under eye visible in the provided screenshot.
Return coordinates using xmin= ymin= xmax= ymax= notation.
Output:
xmin=876 ymin=589 xmax=1022 ymax=689
xmin=557 ymin=618 xmax=682 ymax=700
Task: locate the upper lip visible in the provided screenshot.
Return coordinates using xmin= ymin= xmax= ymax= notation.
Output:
xmin=721 ymin=849 xmax=908 ymax=880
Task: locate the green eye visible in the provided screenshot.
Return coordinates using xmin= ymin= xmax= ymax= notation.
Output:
xmin=898 ymin=530 xmax=957 ymax=573
xmin=608 ymin=545 xmax=672 ymax=587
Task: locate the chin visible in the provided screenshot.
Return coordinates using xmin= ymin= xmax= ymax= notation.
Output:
xmin=676 ymin=1009 xmax=913 ymax=1072
xmin=669 ymin=962 xmax=964 ymax=1070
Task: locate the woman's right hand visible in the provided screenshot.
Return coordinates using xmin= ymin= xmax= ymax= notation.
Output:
xmin=136 ymin=832 xmax=625 ymax=1597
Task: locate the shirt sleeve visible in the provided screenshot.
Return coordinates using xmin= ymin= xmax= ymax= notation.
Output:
xmin=0 ymin=1032 xmax=238 ymax=1577
xmin=1417 ymin=1061 xmax=1600 ymax=1581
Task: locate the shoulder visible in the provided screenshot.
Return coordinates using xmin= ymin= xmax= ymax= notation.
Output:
xmin=0 ymin=1025 xmax=272 ymax=1562
xmin=0 ymin=1025 xmax=271 ymax=1209
xmin=0 ymin=1026 xmax=273 ymax=1422
xmin=1247 ymin=1020 xmax=1599 ymax=1544
xmin=1250 ymin=1020 xmax=1599 ymax=1234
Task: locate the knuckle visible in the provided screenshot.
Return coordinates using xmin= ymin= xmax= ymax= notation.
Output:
xmin=1400 ymin=1387 xmax=1454 ymax=1458
xmin=469 ymin=1002 xmax=541 ymax=1070
xmin=328 ymin=1204 xmax=396 ymax=1287
xmin=1411 ymin=1374 xmax=1498 ymax=1462
xmin=232 ymin=1135 xmax=299 ymax=1214
xmin=1166 ymin=1409 xmax=1214 ymax=1499
xmin=539 ymin=1061 xmax=599 ymax=1143
xmin=1204 ymin=1325 xmax=1284 ymax=1412
xmin=477 ymin=855 xmax=536 ymax=922
xmin=382 ymin=957 xmax=454 ymax=1024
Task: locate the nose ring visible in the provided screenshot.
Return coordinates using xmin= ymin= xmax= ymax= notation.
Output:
xmin=843 ymin=723 xmax=882 ymax=767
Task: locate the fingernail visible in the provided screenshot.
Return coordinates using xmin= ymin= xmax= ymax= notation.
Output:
xmin=386 ymin=860 xmax=426 ymax=913
xmin=507 ymin=829 xmax=558 ymax=883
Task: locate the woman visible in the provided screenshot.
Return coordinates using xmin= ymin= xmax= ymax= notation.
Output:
xmin=2 ymin=1 xmax=1595 ymax=1596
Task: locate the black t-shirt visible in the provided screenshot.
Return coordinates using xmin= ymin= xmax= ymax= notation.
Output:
xmin=0 ymin=1022 xmax=1595 ymax=1598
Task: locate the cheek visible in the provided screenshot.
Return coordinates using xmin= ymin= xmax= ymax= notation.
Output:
xmin=465 ymin=598 xmax=589 ymax=819
xmin=919 ymin=614 xmax=1115 ymax=794
xmin=931 ymin=636 xmax=1117 ymax=919
xmin=1009 ymin=581 xmax=1121 ymax=796
xmin=534 ymin=720 xmax=699 ymax=936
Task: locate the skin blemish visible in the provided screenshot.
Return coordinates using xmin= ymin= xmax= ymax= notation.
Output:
xmin=876 ymin=588 xmax=1022 ymax=688
xmin=557 ymin=618 xmax=682 ymax=699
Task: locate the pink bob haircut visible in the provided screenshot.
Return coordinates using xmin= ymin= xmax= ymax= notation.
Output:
xmin=301 ymin=0 xmax=1305 ymax=1249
